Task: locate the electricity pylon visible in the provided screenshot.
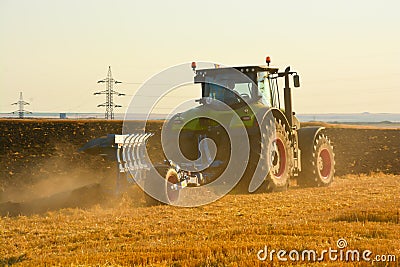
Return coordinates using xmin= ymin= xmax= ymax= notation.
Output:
xmin=94 ymin=66 xmax=125 ymax=119
xmin=12 ymin=92 xmax=31 ymax=118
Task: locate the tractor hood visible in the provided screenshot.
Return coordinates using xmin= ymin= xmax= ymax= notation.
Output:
xmin=167 ymin=100 xmax=266 ymax=131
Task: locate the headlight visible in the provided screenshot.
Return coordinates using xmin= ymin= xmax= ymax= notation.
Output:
xmin=173 ymin=113 xmax=184 ymax=124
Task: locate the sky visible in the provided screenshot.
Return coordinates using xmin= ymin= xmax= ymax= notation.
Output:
xmin=0 ymin=0 xmax=399 ymax=114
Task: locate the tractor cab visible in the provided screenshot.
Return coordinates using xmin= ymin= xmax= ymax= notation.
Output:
xmin=192 ymin=58 xmax=301 ymax=130
xmin=194 ymin=65 xmax=285 ymax=110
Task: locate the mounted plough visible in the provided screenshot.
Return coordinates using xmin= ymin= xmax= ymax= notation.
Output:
xmin=80 ymin=132 xmax=205 ymax=205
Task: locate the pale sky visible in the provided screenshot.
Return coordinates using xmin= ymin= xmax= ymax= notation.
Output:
xmin=0 ymin=0 xmax=399 ymax=114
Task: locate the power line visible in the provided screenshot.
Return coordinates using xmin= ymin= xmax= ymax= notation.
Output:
xmin=94 ymin=66 xmax=125 ymax=119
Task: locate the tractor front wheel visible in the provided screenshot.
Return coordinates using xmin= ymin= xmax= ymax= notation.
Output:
xmin=298 ymin=134 xmax=335 ymax=187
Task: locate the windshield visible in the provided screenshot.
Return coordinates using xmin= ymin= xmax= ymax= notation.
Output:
xmin=206 ymin=82 xmax=252 ymax=106
xmin=203 ymin=72 xmax=257 ymax=107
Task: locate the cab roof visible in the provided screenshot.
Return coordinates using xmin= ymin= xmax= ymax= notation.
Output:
xmin=196 ymin=65 xmax=279 ymax=75
xmin=194 ymin=65 xmax=279 ymax=84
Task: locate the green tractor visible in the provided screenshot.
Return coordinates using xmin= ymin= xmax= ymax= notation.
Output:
xmin=81 ymin=58 xmax=336 ymax=205
xmin=161 ymin=58 xmax=335 ymax=193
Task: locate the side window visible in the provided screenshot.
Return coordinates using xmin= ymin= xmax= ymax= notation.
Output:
xmin=233 ymin=82 xmax=251 ymax=98
xmin=257 ymin=72 xmax=272 ymax=106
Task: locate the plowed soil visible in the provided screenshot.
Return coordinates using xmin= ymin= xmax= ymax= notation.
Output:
xmin=1 ymin=119 xmax=398 ymax=193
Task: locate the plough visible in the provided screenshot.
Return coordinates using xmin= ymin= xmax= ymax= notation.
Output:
xmin=80 ymin=132 xmax=205 ymax=205
xmin=115 ymin=133 xmax=153 ymax=183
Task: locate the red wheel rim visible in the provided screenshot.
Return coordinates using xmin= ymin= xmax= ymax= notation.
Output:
xmin=319 ymin=149 xmax=332 ymax=178
xmin=166 ymin=173 xmax=179 ymax=203
xmin=274 ymin=138 xmax=286 ymax=178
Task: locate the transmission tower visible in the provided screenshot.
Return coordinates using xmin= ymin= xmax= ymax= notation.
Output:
xmin=11 ymin=92 xmax=31 ymax=118
xmin=94 ymin=66 xmax=125 ymax=119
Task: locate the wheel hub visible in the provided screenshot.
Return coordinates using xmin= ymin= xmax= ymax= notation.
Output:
xmin=166 ymin=169 xmax=179 ymax=203
xmin=318 ymin=148 xmax=332 ymax=179
xmin=271 ymin=150 xmax=279 ymax=166
xmin=270 ymin=139 xmax=286 ymax=178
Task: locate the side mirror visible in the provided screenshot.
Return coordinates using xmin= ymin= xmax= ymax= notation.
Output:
xmin=293 ymin=75 xmax=300 ymax=88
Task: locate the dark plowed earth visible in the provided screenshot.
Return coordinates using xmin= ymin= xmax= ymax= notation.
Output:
xmin=0 ymin=119 xmax=399 ymax=215
xmin=322 ymin=127 xmax=400 ymax=176
xmin=0 ymin=183 xmax=105 ymax=216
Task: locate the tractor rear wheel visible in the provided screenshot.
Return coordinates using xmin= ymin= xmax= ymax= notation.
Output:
xmin=298 ymin=134 xmax=335 ymax=187
xmin=258 ymin=118 xmax=293 ymax=192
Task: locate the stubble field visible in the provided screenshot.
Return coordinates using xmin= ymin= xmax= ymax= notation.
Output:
xmin=0 ymin=119 xmax=399 ymax=266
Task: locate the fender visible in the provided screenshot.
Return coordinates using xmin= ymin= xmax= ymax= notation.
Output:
xmin=254 ymin=107 xmax=290 ymax=130
xmin=252 ymin=107 xmax=292 ymax=139
xmin=297 ymin=126 xmax=325 ymax=160
xmin=270 ymin=108 xmax=290 ymax=131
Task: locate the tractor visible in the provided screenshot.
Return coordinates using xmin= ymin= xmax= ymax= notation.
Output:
xmin=160 ymin=58 xmax=335 ymax=193
xmin=81 ymin=57 xmax=335 ymax=205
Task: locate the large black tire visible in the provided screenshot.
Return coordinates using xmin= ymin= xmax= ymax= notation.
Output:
xmin=298 ymin=134 xmax=335 ymax=187
xmin=258 ymin=118 xmax=293 ymax=192
xmin=143 ymin=167 xmax=180 ymax=206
